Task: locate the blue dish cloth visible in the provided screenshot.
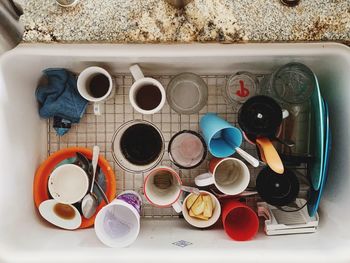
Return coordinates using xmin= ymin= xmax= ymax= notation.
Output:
xmin=35 ymin=68 xmax=88 ymax=136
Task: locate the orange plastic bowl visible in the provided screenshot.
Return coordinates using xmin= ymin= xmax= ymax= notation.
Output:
xmin=33 ymin=147 xmax=116 ymax=229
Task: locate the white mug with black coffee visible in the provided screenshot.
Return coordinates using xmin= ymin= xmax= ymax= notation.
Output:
xmin=77 ymin=66 xmax=115 ymax=115
xmin=129 ymin=64 xmax=166 ymax=115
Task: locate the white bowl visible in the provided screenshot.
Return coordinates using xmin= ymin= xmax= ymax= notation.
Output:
xmin=48 ymin=164 xmax=89 ymax=204
xmin=182 ymin=190 xmax=221 ymax=228
xmin=39 ymin=199 xmax=82 ymax=230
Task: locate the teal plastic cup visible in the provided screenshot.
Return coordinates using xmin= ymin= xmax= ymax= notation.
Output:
xmin=200 ymin=113 xmax=243 ymax=158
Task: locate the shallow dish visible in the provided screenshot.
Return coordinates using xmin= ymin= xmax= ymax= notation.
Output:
xmin=182 ymin=191 xmax=221 ymax=228
xmin=48 ymin=164 xmax=89 ymax=204
xmin=39 ymin=199 xmax=82 ymax=230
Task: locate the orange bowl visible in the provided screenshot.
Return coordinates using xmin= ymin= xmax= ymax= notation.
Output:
xmin=33 ymin=147 xmax=116 ymax=229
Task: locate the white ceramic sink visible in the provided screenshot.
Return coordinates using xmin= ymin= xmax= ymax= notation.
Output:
xmin=0 ymin=43 xmax=349 ymax=263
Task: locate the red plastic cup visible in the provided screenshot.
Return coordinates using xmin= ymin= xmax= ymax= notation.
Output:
xmin=222 ymin=200 xmax=259 ymax=241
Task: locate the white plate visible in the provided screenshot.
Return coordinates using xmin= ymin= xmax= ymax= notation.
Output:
xmin=39 ymin=200 xmax=81 ymax=230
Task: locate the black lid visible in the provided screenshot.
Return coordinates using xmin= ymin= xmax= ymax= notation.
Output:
xmin=238 ymin=95 xmax=282 ymax=138
xmin=256 ymin=167 xmax=299 ymax=206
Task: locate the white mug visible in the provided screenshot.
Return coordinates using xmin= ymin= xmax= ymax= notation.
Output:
xmin=195 ymin=158 xmax=250 ymax=196
xmin=94 ymin=191 xmax=142 ymax=248
xmin=129 ymin=64 xmax=166 ymax=114
xmin=77 ymin=66 xmax=115 ymax=115
xmin=143 ymin=166 xmax=183 ymax=213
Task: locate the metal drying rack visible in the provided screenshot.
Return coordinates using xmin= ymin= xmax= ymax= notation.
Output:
xmin=47 ymin=74 xmax=308 ymax=219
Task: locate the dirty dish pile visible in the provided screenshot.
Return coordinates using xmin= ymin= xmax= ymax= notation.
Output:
xmin=33 ymin=63 xmax=330 ymax=246
xmin=34 ymin=147 xmax=116 ymax=229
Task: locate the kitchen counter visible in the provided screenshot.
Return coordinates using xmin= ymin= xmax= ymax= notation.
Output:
xmin=18 ymin=0 xmax=350 ymax=43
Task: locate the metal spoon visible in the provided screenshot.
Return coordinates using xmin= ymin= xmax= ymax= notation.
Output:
xmin=76 ymin=152 xmax=109 ymax=204
xmin=81 ymin=146 xmax=100 ymax=219
xmin=75 ymin=152 xmax=90 ymax=172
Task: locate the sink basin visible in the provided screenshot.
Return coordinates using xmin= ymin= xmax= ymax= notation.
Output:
xmin=0 ymin=43 xmax=349 ymax=263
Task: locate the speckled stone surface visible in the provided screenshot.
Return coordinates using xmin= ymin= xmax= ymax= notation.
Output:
xmin=18 ymin=0 xmax=350 ymax=43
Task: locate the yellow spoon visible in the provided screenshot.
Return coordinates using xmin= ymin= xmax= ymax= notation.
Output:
xmin=256 ymin=137 xmax=284 ymax=174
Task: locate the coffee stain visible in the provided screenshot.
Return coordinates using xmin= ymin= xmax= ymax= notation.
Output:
xmin=54 ymin=203 xmax=76 ymax=220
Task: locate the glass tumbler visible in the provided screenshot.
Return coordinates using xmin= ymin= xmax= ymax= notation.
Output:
xmin=167 ymin=73 xmax=208 ymax=115
xmin=225 ymin=71 xmax=258 ymax=105
xmin=271 ymin=62 xmax=316 ymax=105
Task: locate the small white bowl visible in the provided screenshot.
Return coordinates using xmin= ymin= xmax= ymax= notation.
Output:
xmin=39 ymin=199 xmax=82 ymax=230
xmin=48 ymin=164 xmax=89 ymax=204
xmin=182 ymin=190 xmax=221 ymax=228
xmin=55 ymin=0 xmax=79 ymax=8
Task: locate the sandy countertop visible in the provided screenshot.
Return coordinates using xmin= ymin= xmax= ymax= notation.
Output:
xmin=17 ymin=0 xmax=350 ymax=43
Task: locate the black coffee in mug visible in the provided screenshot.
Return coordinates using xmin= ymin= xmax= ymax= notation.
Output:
xmin=88 ymin=74 xmax=110 ymax=98
xmin=135 ymin=85 xmax=162 ymax=111
xmin=120 ymin=123 xmax=163 ymax=165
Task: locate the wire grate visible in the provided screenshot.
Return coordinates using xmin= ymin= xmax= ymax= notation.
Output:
xmin=47 ymin=74 xmax=307 ymax=218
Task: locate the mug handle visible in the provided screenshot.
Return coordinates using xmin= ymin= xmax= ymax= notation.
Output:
xmin=172 ymin=199 xmax=182 ymax=213
xmin=129 ymin=64 xmax=144 ymax=81
xmin=195 ymin=173 xmax=214 ymax=187
xmin=93 ymin=103 xmax=102 ymax=115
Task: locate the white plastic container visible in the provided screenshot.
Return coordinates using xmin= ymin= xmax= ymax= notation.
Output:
xmin=0 ymin=43 xmax=349 ymax=263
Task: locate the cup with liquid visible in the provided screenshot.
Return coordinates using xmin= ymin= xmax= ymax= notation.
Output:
xmin=77 ymin=66 xmax=115 ymax=115
xmin=129 ymin=64 xmax=166 ymax=114
xmin=112 ymin=120 xmax=165 ymax=173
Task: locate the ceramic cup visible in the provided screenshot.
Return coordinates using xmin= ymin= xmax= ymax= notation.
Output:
xmin=182 ymin=190 xmax=221 ymax=228
xmin=222 ymin=200 xmax=259 ymax=241
xmin=168 ymin=130 xmax=207 ymax=169
xmin=77 ymin=66 xmax=115 ymax=115
xmin=129 ymin=64 xmax=166 ymax=114
xmin=200 ymin=113 xmax=243 ymax=158
xmin=195 ymin=158 xmax=250 ymax=196
xmin=94 ymin=191 xmax=142 ymax=248
xmin=111 ymin=120 xmax=165 ymax=173
xmin=48 ymin=164 xmax=89 ymax=204
xmin=143 ymin=166 xmax=183 ymax=213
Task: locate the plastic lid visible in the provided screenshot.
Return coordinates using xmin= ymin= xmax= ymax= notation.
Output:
xmin=256 ymin=167 xmax=300 ymax=206
xmin=238 ymin=95 xmax=282 ymax=137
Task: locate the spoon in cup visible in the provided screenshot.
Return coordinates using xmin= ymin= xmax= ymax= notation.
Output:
xmin=81 ymin=146 xmax=100 ymax=219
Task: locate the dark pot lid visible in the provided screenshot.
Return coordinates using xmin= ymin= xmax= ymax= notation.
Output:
xmin=238 ymin=95 xmax=282 ymax=138
xmin=256 ymin=167 xmax=300 ymax=206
